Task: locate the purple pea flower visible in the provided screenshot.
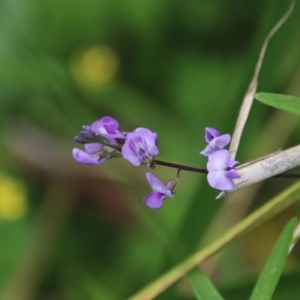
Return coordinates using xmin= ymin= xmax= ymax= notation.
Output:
xmin=91 ymin=116 xmax=124 ymax=145
xmin=122 ymin=128 xmax=159 ymax=166
xmin=200 ymin=127 xmax=231 ymax=156
xmin=144 ymin=172 xmax=175 ymax=209
xmin=72 ymin=143 xmax=110 ymax=165
xmin=206 ymin=149 xmax=240 ymax=191
xmin=74 ymin=125 xmax=94 ymax=143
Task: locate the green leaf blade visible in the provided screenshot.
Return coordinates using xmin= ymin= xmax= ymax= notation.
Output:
xmin=188 ymin=267 xmax=224 ymax=300
xmin=249 ymin=218 xmax=297 ymax=300
xmin=255 ymin=92 xmax=300 ymax=116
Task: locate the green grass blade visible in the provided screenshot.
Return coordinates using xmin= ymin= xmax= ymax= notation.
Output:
xmin=188 ymin=267 xmax=224 ymax=300
xmin=255 ymin=93 xmax=300 ymax=116
xmin=249 ymin=218 xmax=297 ymax=300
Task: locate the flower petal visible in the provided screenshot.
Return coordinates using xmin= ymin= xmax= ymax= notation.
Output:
xmin=226 ymin=168 xmax=240 ymax=179
xmin=207 ymin=149 xmax=231 ymax=172
xmin=200 ymin=145 xmax=215 ymax=156
xmin=72 ymin=148 xmax=102 ymax=165
xmin=209 ymin=134 xmax=231 ymax=150
xmin=204 ymin=127 xmax=220 ymax=143
xmin=145 ymin=172 xmax=165 ymax=191
xmin=91 ymin=116 xmax=118 ymax=134
xmin=226 ymin=159 xmax=239 ymax=169
xmin=145 ymin=172 xmax=173 ymax=197
xmin=207 ymin=171 xmax=234 ymax=191
xmin=144 ymin=191 xmax=165 ymax=209
xmin=84 ymin=143 xmax=102 ymax=154
xmin=121 ymin=138 xmax=143 ymax=166
xmin=91 ymin=116 xmax=124 ymax=144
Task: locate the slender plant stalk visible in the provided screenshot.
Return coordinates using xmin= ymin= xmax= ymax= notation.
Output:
xmin=229 ymin=1 xmax=295 ymax=160
xmin=224 ymin=144 xmax=300 ymax=195
xmin=153 ymin=159 xmax=207 ymax=174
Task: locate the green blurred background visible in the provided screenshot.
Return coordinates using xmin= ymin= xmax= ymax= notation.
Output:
xmin=0 ymin=0 xmax=300 ymax=299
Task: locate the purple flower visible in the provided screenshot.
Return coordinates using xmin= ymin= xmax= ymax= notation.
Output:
xmin=91 ymin=116 xmax=124 ymax=145
xmin=121 ymin=128 xmax=159 ymax=166
xmin=143 ymin=172 xmax=175 ymax=209
xmin=200 ymin=127 xmax=231 ymax=156
xmin=74 ymin=125 xmax=94 ymax=143
xmin=72 ymin=143 xmax=110 ymax=165
xmin=206 ymin=149 xmax=239 ymax=191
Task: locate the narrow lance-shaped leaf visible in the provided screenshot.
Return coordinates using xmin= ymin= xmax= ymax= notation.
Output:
xmin=255 ymin=93 xmax=300 ymax=117
xmin=249 ymin=218 xmax=298 ymax=300
xmin=188 ymin=267 xmax=224 ymax=300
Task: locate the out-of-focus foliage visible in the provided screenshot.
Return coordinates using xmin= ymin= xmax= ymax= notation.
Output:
xmin=0 ymin=0 xmax=300 ymax=299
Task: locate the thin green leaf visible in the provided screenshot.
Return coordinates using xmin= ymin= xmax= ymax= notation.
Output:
xmin=255 ymin=93 xmax=300 ymax=116
xmin=188 ymin=267 xmax=224 ymax=300
xmin=249 ymin=218 xmax=298 ymax=300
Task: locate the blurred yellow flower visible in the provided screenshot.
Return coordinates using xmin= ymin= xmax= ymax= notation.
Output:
xmin=70 ymin=45 xmax=119 ymax=90
xmin=0 ymin=173 xmax=27 ymax=221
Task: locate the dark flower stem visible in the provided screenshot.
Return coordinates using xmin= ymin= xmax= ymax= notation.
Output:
xmin=153 ymin=159 xmax=208 ymax=174
xmin=153 ymin=159 xmax=300 ymax=179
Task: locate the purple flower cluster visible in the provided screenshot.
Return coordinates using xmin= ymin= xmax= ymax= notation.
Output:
xmin=200 ymin=127 xmax=240 ymax=191
xmin=73 ymin=116 xmax=159 ymax=167
xmin=73 ymin=117 xmax=239 ymax=208
xmin=73 ymin=116 xmax=174 ymax=208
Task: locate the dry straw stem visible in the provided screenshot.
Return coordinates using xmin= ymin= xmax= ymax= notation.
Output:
xmin=229 ymin=1 xmax=295 ymax=160
xmin=230 ymin=144 xmax=300 ymax=193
